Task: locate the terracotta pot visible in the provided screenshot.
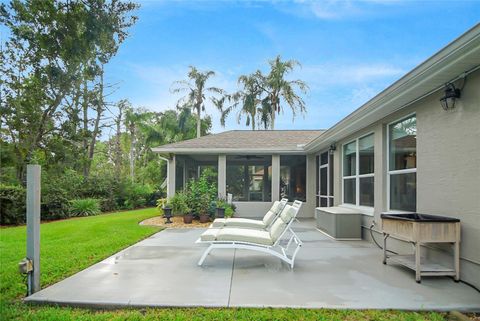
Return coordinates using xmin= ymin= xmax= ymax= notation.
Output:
xmin=199 ymin=214 xmax=210 ymax=223
xmin=183 ymin=214 xmax=193 ymax=224
xmin=216 ymin=207 xmax=225 ymax=218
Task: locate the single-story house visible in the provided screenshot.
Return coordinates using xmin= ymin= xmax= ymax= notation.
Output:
xmin=154 ymin=24 xmax=480 ymax=288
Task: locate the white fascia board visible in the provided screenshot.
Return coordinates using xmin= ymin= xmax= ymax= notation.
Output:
xmin=151 ymin=147 xmax=308 ymax=155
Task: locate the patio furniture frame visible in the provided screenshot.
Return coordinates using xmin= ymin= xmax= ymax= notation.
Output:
xmin=196 ymin=201 xmax=303 ymax=269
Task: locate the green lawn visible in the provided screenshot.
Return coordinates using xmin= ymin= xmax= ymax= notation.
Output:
xmin=0 ymin=208 xmax=447 ymax=321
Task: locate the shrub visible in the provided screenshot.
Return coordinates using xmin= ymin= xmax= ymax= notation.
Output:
xmin=41 ymin=169 xmax=86 ymax=220
xmin=156 ymin=198 xmax=167 ymax=216
xmin=81 ymin=173 xmax=121 ymax=211
xmin=0 ymin=184 xmax=26 ymax=225
xmin=168 ymin=192 xmax=190 ymax=215
xmin=41 ymin=179 xmax=71 ymax=220
xmin=225 ymin=204 xmax=235 ymax=218
xmin=123 ymin=183 xmax=155 ymax=209
xmin=185 ymin=170 xmax=217 ymax=215
xmin=69 ymin=198 xmax=101 ymax=217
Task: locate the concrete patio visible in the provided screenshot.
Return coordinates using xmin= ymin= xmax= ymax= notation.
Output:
xmin=25 ymin=220 xmax=480 ymax=311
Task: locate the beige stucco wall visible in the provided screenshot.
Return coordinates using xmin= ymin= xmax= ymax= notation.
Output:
xmin=324 ymin=69 xmax=480 ymax=288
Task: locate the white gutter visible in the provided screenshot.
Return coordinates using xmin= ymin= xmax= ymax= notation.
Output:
xmin=152 ymin=147 xmax=308 ymax=155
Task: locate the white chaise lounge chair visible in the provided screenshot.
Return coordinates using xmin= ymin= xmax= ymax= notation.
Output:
xmin=196 ymin=200 xmax=303 ymax=268
xmin=210 ymin=198 xmax=288 ymax=230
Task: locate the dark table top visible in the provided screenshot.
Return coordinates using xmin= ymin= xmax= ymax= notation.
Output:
xmin=380 ymin=213 xmax=460 ymax=223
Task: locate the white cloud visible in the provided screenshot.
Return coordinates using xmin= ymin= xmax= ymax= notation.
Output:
xmin=350 ymin=85 xmax=379 ymax=106
xmin=285 ymin=0 xmax=402 ymax=20
xmin=293 ymin=62 xmax=405 ymax=89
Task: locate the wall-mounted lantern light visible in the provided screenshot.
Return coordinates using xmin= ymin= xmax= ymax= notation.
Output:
xmin=440 ymin=82 xmax=461 ymax=110
xmin=329 ymin=144 xmax=336 ymax=155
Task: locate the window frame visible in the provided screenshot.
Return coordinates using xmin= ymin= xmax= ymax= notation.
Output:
xmin=341 ymin=132 xmax=375 ymax=214
xmin=386 ymin=113 xmax=417 ymax=213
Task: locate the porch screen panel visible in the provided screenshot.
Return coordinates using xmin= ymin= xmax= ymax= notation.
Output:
xmin=226 ymin=155 xmax=272 ymax=202
xmin=280 ymin=155 xmax=306 ymax=202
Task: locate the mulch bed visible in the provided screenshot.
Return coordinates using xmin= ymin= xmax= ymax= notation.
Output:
xmin=140 ymin=216 xmax=211 ymax=228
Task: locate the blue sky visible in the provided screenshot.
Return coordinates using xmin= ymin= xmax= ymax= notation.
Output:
xmin=3 ymin=0 xmax=480 ymax=134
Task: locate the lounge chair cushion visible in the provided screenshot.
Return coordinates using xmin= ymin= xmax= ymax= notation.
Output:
xmin=210 ymin=219 xmax=227 ymax=228
xmin=280 ymin=205 xmax=296 ymax=223
xmin=269 ymin=204 xmax=294 ymax=242
xmin=210 ymin=201 xmax=280 ymax=229
xmin=271 ymin=201 xmax=282 ymax=213
xmin=200 ymin=228 xmax=221 ymax=241
xmin=262 ymin=210 xmax=277 ymax=226
xmin=269 ymin=219 xmax=287 ymax=242
xmin=211 ymin=218 xmax=266 ymax=229
xmin=216 ymin=228 xmax=273 ymax=245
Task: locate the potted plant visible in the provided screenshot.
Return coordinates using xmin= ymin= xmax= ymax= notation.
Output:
xmin=198 ymin=194 xmax=211 ymax=223
xmin=215 ymin=198 xmax=227 ymax=218
xmin=224 ymin=203 xmax=235 ymax=218
xmin=156 ymin=198 xmax=173 ymax=223
xmin=183 ymin=209 xmax=194 ymax=224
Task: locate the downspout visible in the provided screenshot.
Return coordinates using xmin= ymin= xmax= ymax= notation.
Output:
xmin=157 ymin=154 xmax=170 ymax=191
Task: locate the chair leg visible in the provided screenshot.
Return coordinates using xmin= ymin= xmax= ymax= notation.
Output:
xmin=198 ymin=244 xmax=214 ymax=266
xmin=289 ymin=242 xmax=302 ymax=269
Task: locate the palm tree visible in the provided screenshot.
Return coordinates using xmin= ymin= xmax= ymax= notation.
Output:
xmin=216 ymin=74 xmax=263 ymax=130
xmin=171 ymin=66 xmax=223 ymax=138
xmin=259 ymin=56 xmax=309 ymax=129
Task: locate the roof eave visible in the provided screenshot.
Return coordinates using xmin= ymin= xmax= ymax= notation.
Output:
xmin=152 ymin=147 xmax=309 ymax=155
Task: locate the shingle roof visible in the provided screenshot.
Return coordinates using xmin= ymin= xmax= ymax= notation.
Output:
xmin=152 ymin=130 xmax=324 ymax=154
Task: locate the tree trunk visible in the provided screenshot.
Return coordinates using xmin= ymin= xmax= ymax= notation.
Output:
xmin=270 ymin=110 xmax=275 ymax=130
xmin=129 ymin=125 xmax=136 ymax=182
xmin=114 ymin=107 xmax=123 ymax=178
xmin=270 ymin=93 xmax=277 ymax=130
xmin=86 ymin=67 xmax=105 ymax=178
xmin=82 ymin=81 xmax=89 ymax=178
xmin=196 ymin=106 xmax=201 ymax=138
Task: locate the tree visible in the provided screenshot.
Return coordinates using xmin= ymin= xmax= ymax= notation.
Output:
xmin=0 ymin=0 xmax=138 ymax=181
xmin=216 ymin=56 xmax=308 ymax=130
xmin=216 ymin=74 xmax=263 ymax=130
xmin=259 ymin=56 xmax=308 ymax=130
xmin=171 ymin=66 xmax=223 ymax=138
xmin=124 ymin=106 xmax=152 ymax=182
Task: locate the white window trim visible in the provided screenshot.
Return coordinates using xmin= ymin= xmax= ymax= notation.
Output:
xmin=386 ymin=113 xmax=417 ymax=212
xmin=341 ymin=132 xmax=375 ymax=214
xmin=317 ymin=151 xmax=334 ymax=207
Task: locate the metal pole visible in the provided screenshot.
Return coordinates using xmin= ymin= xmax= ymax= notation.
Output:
xmin=26 ymin=165 xmax=41 ymax=295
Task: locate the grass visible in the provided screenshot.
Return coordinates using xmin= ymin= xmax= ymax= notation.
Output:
xmin=0 ymin=208 xmax=447 ymax=320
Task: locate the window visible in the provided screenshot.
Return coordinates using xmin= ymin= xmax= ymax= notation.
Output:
xmin=226 ymin=155 xmax=272 ymax=202
xmin=316 ymin=151 xmax=333 ymax=207
xmin=342 ymin=133 xmax=375 ymax=207
xmin=280 ymin=155 xmax=306 ymax=202
xmin=388 ymin=115 xmax=416 ymax=212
